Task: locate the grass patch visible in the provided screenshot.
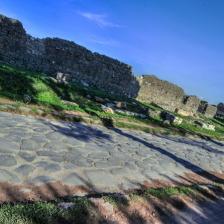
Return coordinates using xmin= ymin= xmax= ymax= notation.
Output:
xmin=0 ymin=184 xmax=223 ymax=223
xmin=0 ymin=198 xmax=91 ymax=224
xmin=103 ymin=194 xmax=129 ymax=208
xmin=142 ymin=186 xmax=196 ymax=198
xmin=0 ymin=63 xmax=223 ymax=140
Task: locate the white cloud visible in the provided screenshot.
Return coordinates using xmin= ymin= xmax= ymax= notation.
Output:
xmin=78 ymin=11 xmax=121 ymax=28
xmin=89 ymin=36 xmax=120 ymax=46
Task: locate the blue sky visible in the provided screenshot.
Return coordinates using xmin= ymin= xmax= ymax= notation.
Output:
xmin=0 ymin=0 xmax=223 ymax=104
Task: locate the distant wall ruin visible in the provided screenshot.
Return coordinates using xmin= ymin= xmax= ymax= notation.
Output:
xmin=136 ymin=75 xmax=185 ymax=112
xmin=217 ymin=103 xmax=224 ymax=118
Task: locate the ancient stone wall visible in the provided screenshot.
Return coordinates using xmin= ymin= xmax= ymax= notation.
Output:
xmin=203 ymin=105 xmax=217 ymax=118
xmin=0 ymin=14 xmax=138 ymax=97
xmin=183 ymin=96 xmax=201 ymax=113
xmin=136 ymin=75 xmax=185 ymax=112
xmin=198 ymin=101 xmax=208 ymax=113
xmin=216 ymin=103 xmax=224 ymax=118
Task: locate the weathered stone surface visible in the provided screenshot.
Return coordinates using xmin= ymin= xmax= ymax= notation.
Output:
xmin=62 ymin=173 xmax=85 ymax=186
xmin=18 ymin=152 xmax=36 ymax=162
xmin=183 ymin=96 xmax=201 ymax=114
xmin=198 ymin=101 xmax=208 ymax=113
xmin=176 ymin=108 xmax=194 ymax=117
xmin=15 ymin=164 xmax=34 ymax=176
xmin=198 ymin=101 xmax=217 ymax=118
xmin=216 ymin=103 xmax=224 ymax=119
xmin=160 ymin=111 xmax=176 ymax=124
xmin=173 ymin=117 xmax=183 ymax=125
xmin=0 ymin=169 xmax=20 ymax=183
xmin=0 ymin=155 xmax=17 ymax=167
xmin=203 ymin=105 xmax=217 ymax=118
xmin=27 ymin=176 xmax=55 ymax=185
xmin=115 ymin=101 xmax=127 ymax=109
xmin=194 ymin=121 xmax=215 ymax=131
xmin=136 ymin=75 xmax=185 ymax=112
xmin=0 ymin=112 xmax=223 ymax=192
xmin=101 ymin=105 xmax=115 ymax=114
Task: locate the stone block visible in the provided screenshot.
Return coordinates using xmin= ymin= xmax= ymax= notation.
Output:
xmin=203 ymin=105 xmax=217 ymax=118
xmin=183 ymin=96 xmax=201 ymax=113
xmin=216 ymin=103 xmax=224 ymax=118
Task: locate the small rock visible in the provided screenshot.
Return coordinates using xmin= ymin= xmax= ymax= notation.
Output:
xmin=194 ymin=121 xmax=215 ymax=131
xmin=148 ymin=109 xmax=161 ymax=119
xmin=163 ymin=120 xmax=171 ymax=126
xmin=23 ymin=95 xmax=32 ymax=104
xmin=104 ymin=98 xmax=110 ymax=102
xmin=62 ymin=100 xmax=79 ymax=107
xmin=160 ymin=111 xmax=176 ymax=123
xmin=58 ymin=202 xmax=74 ymax=210
xmin=101 ymin=105 xmax=114 ymax=114
xmin=115 ymin=109 xmax=147 ymax=119
xmin=80 ymin=80 xmax=89 ymax=87
xmin=115 ymin=101 xmax=127 ymax=109
xmin=95 ymin=96 xmax=105 ymax=103
xmin=48 ymin=77 xmax=57 ymax=83
xmin=56 ymin=72 xmax=70 ymax=84
xmin=176 ymin=109 xmax=194 ymax=117
xmin=105 ymin=103 xmax=116 ymax=108
xmin=173 ymin=117 xmax=183 ymax=125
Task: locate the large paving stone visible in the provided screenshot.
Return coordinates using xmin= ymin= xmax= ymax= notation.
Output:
xmin=15 ymin=164 xmax=35 ymax=176
xmin=62 ymin=173 xmax=86 ymax=186
xmin=0 ymin=155 xmax=17 ymax=167
xmin=27 ymin=176 xmax=55 ymax=185
xmin=21 ymin=139 xmax=43 ymax=151
xmin=18 ymin=151 xmax=36 ymax=162
xmin=35 ymin=161 xmax=61 ymax=172
xmin=0 ymin=169 xmax=20 ymax=183
xmin=85 ymin=170 xmax=119 ymax=188
xmin=0 ymin=139 xmax=20 ymax=153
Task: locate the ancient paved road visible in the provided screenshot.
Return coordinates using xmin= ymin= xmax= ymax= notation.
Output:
xmin=0 ymin=111 xmax=224 ymax=192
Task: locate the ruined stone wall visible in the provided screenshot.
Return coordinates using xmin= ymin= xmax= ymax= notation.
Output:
xmin=0 ymin=14 xmax=138 ymax=97
xmin=203 ymin=105 xmax=217 ymax=118
xmin=0 ymin=14 xmax=219 ymax=115
xmin=198 ymin=101 xmax=217 ymax=118
xmin=216 ymin=103 xmax=224 ymax=118
xmin=183 ymin=96 xmax=201 ymax=113
xmin=198 ymin=101 xmax=208 ymax=113
xmin=136 ymin=75 xmax=185 ymax=112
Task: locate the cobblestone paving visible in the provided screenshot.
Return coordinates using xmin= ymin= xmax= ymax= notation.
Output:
xmin=0 ymin=112 xmax=223 ymax=191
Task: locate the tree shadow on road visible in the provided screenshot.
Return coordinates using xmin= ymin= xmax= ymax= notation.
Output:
xmin=101 ymin=119 xmax=224 ymax=184
xmin=41 ymin=118 xmax=113 ymax=144
xmin=155 ymin=134 xmax=224 ymax=155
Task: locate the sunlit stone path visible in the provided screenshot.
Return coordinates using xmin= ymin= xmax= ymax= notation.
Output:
xmin=0 ymin=111 xmax=223 ymax=193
